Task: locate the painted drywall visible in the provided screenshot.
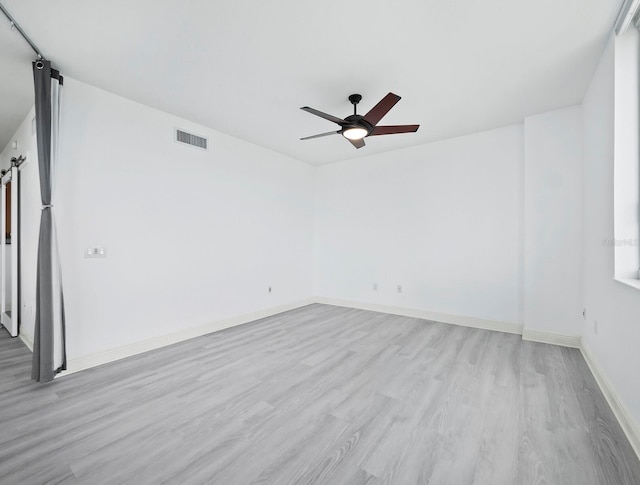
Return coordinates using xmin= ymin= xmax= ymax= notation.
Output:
xmin=314 ymin=125 xmax=524 ymax=325
xmin=523 ymin=106 xmax=584 ymax=337
xmin=0 ymin=106 xmax=40 ymax=342
xmin=45 ymin=78 xmax=315 ymax=359
xmin=582 ymin=33 xmax=640 ymax=444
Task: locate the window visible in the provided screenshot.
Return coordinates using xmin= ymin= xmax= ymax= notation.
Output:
xmin=613 ymin=0 xmax=640 ymax=284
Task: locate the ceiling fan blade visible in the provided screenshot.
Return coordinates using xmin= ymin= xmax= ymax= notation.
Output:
xmin=363 ymin=92 xmax=401 ymax=125
xmin=300 ymin=106 xmax=346 ymax=125
xmin=370 ymin=124 xmax=420 ymax=136
xmin=347 ymin=137 xmax=365 ymax=149
xmin=300 ymin=130 xmax=341 ymax=140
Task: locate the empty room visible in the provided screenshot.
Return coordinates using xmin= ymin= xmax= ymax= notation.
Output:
xmin=1 ymin=0 xmax=640 ymax=483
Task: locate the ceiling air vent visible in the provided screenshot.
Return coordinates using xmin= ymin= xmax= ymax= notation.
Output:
xmin=176 ymin=129 xmax=208 ymax=150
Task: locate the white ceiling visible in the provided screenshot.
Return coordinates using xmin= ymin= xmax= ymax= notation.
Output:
xmin=0 ymin=0 xmax=623 ymax=165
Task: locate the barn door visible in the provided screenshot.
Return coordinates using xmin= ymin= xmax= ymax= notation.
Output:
xmin=1 ymin=165 xmax=19 ymax=337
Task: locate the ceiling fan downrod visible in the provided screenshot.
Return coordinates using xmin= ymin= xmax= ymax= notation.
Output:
xmin=348 ymin=94 xmax=362 ymax=116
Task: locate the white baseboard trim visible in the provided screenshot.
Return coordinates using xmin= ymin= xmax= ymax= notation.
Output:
xmin=61 ymin=298 xmax=314 ymax=376
xmin=522 ymin=329 xmax=581 ymax=348
xmin=19 ymin=331 xmax=33 ymax=351
xmin=53 ymin=297 xmax=590 ymax=378
xmin=314 ymin=296 xmax=523 ymax=335
xmin=580 ymin=340 xmax=640 ymax=461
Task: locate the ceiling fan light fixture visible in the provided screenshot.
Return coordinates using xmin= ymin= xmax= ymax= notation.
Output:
xmin=301 ymin=92 xmax=419 ymax=149
xmin=342 ymin=127 xmax=368 ymax=140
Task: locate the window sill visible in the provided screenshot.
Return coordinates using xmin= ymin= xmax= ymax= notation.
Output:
xmin=613 ymin=277 xmax=640 ymax=291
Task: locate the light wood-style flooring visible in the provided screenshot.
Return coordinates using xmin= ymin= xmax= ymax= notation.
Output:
xmin=1 ymin=304 xmax=639 ymax=484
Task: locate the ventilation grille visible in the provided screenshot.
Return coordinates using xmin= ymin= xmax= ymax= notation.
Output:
xmin=176 ymin=129 xmax=208 ymax=150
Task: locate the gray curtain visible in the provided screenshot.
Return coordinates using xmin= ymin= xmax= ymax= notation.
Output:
xmin=32 ymin=59 xmax=66 ymax=382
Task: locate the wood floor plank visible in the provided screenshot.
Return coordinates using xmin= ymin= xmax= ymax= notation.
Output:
xmin=1 ymin=305 xmax=639 ymax=484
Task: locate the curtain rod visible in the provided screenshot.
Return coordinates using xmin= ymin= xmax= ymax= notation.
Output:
xmin=0 ymin=2 xmax=44 ymax=59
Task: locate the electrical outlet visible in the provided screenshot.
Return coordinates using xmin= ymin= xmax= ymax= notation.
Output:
xmin=85 ymin=247 xmax=107 ymax=258
xmin=582 ymin=308 xmax=586 ymax=319
xmin=397 ymin=285 xmax=402 ymax=293
xmin=373 ymin=283 xmax=378 ymax=291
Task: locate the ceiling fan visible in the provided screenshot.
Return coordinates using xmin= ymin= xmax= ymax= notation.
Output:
xmin=300 ymin=92 xmax=419 ymax=149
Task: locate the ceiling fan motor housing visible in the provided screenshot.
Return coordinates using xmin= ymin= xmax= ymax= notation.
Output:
xmin=343 ymin=114 xmax=374 ymax=136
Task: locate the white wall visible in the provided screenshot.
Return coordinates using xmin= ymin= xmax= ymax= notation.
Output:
xmin=583 ymin=34 xmax=640 ymax=443
xmin=314 ymin=109 xmax=587 ymax=340
xmin=50 ymin=79 xmax=314 ymax=359
xmin=523 ymin=106 xmax=583 ymax=337
xmin=315 ymin=125 xmax=524 ymax=325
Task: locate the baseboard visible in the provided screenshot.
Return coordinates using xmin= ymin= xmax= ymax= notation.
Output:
xmin=522 ymin=329 xmax=581 ymax=348
xmin=580 ymin=340 xmax=640 ymax=461
xmin=19 ymin=331 xmax=33 ymax=351
xmin=62 ymin=298 xmax=314 ymax=376
xmin=314 ymin=296 xmax=523 ymax=335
